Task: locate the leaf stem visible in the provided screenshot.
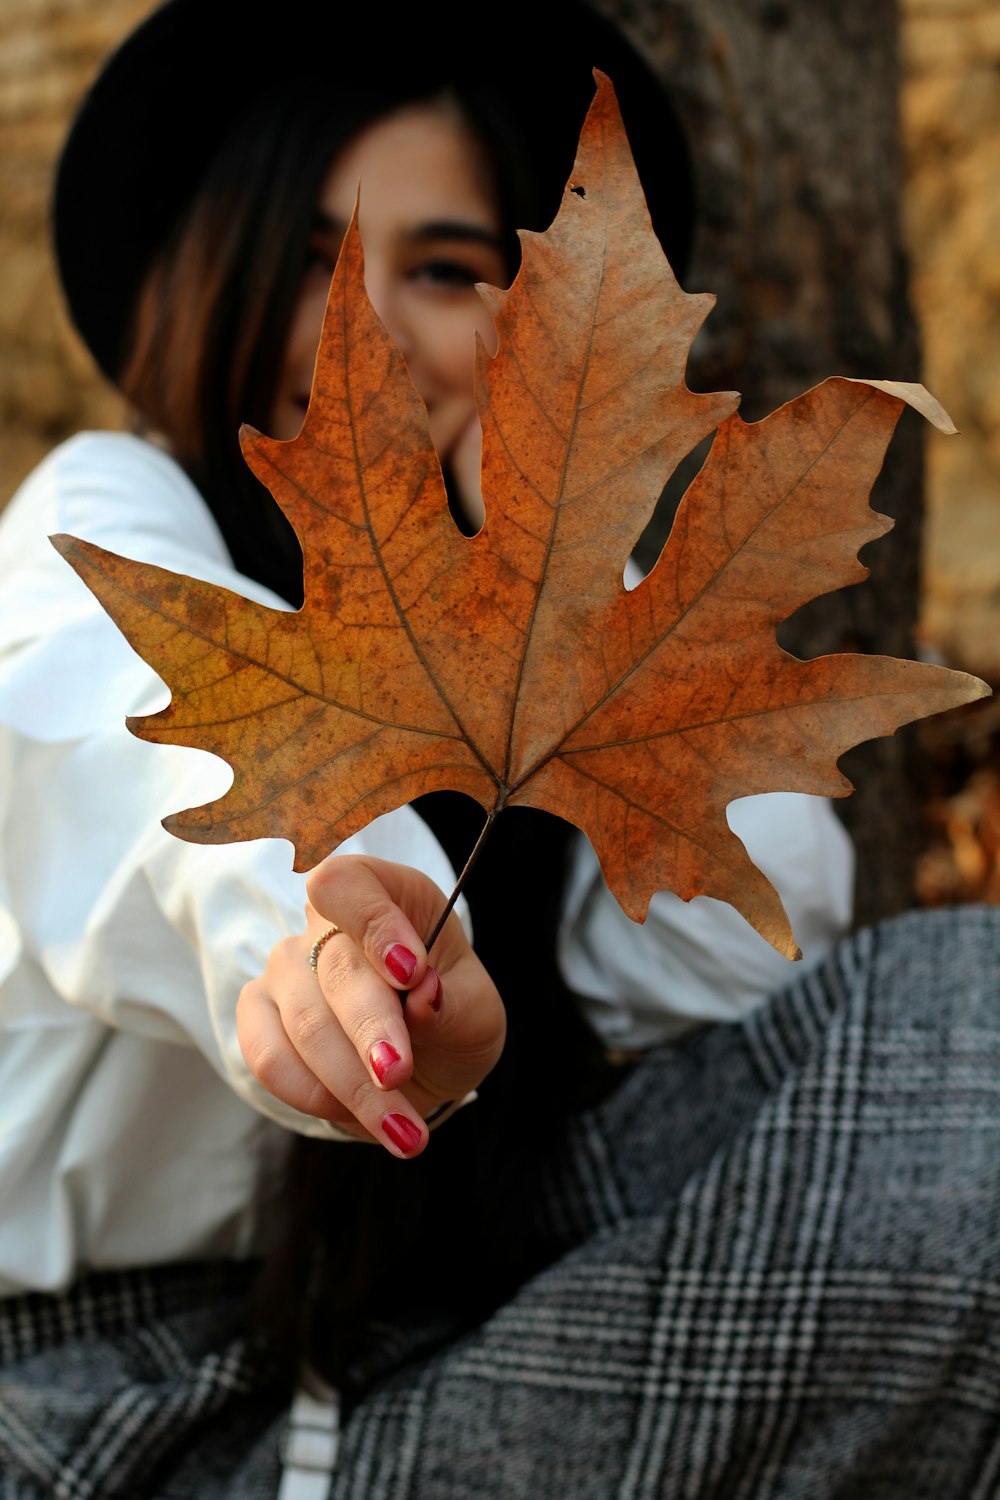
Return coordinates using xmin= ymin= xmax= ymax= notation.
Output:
xmin=424 ymin=801 xmax=503 ymax=954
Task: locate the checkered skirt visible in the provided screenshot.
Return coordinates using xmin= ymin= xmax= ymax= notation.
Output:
xmin=2 ymin=906 xmax=999 ymax=1498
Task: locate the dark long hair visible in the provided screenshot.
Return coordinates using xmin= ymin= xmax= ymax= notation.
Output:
xmin=118 ymin=76 xmax=552 ymax=604
xmin=117 ymin=61 xmax=694 ymax=1398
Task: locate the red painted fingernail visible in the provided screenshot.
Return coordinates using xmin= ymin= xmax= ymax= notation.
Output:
xmin=428 ymin=970 xmax=443 ymax=1013
xmin=385 ymin=945 xmax=417 ymax=985
xmin=382 ymin=1113 xmax=423 ymax=1154
xmin=369 ymin=1040 xmax=401 ymax=1084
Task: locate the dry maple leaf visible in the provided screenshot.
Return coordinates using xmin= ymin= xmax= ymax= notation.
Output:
xmin=53 ymin=72 xmax=988 ymax=959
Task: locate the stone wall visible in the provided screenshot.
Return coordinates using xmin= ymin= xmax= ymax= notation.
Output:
xmin=0 ymin=0 xmax=150 ymax=495
xmin=901 ymin=0 xmax=1000 ymax=679
xmin=1 ymin=0 xmax=997 ymax=681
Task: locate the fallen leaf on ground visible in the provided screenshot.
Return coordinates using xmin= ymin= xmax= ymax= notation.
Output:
xmin=52 ymin=73 xmax=989 ymax=958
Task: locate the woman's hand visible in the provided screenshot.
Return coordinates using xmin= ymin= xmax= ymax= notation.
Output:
xmin=237 ymin=855 xmax=504 ymax=1157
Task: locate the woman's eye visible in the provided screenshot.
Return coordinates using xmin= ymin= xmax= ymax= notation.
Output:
xmin=305 ymin=253 xmax=335 ymax=278
xmin=304 ymin=241 xmax=339 ymax=278
xmin=412 ymin=259 xmax=480 ymax=290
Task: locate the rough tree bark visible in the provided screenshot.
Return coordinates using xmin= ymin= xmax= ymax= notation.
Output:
xmin=599 ymin=0 xmax=924 ymax=926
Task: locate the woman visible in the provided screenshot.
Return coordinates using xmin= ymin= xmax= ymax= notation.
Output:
xmin=3 ymin=2 xmax=996 ymax=1496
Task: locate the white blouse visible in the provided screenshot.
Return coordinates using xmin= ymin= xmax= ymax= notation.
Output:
xmin=0 ymin=433 xmax=852 ymax=1294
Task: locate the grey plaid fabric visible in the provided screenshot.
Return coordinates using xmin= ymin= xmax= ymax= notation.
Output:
xmin=2 ymin=906 xmax=999 ymax=1498
xmin=0 ymin=1262 xmax=282 ymax=1500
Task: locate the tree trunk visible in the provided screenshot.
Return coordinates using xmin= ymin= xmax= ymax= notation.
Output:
xmin=600 ymin=0 xmax=924 ymax=926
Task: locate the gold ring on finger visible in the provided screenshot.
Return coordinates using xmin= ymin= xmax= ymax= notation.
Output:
xmin=309 ymin=924 xmax=342 ymax=974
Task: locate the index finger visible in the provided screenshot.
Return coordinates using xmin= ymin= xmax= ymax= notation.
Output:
xmin=306 ymin=853 xmax=442 ymax=991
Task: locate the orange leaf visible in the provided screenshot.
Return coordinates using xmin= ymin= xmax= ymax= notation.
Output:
xmin=52 ymin=73 xmax=989 ymax=958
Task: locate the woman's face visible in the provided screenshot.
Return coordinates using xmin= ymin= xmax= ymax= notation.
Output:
xmin=270 ymin=101 xmax=508 ymax=526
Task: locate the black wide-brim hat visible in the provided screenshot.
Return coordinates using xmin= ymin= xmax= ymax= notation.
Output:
xmin=54 ymin=0 xmax=693 ymax=383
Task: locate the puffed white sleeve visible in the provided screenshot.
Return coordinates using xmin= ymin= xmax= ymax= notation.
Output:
xmin=558 ymin=793 xmax=855 ymax=1049
xmin=557 ymin=564 xmax=855 ymax=1049
xmin=0 ymin=433 xmax=462 ymax=1140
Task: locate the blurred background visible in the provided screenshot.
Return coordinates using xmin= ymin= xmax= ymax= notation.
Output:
xmin=1 ymin=0 xmax=997 ymax=919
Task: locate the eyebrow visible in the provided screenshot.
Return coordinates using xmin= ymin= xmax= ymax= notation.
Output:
xmin=313 ymin=210 xmax=503 ymax=252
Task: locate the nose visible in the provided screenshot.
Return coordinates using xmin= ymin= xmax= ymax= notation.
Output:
xmin=362 ymin=267 xmax=413 ymax=361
